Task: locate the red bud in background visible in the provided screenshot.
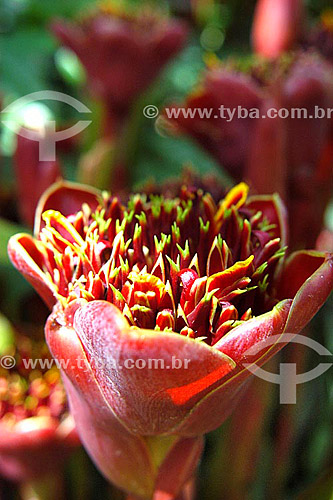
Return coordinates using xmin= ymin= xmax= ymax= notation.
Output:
xmin=167 ymin=53 xmax=333 ymax=250
xmin=252 ymin=0 xmax=304 ymax=58
xmin=14 ymin=130 xmax=62 ymax=227
xmin=0 ymin=333 xmax=79 ymax=485
xmin=166 ymin=69 xmax=263 ymax=181
xmin=52 ymin=6 xmax=188 ymax=133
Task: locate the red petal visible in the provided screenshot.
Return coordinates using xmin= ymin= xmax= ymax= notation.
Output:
xmin=246 ymin=193 xmax=288 ymax=247
xmin=72 ymin=300 xmax=236 ymax=435
xmin=214 ymin=299 xmax=292 ymax=365
xmin=34 ymin=180 xmax=101 ymax=235
xmin=176 ymin=254 xmax=333 ymax=436
xmin=277 ymin=251 xmax=332 ymax=298
xmin=177 ymin=301 xmax=291 ymax=436
xmin=154 ymin=436 xmax=204 ymax=499
xmin=0 ymin=416 xmax=77 ymax=482
xmin=45 ymin=304 xmax=156 ymax=499
xmin=8 ymin=234 xmax=56 ymax=309
xmin=282 ymin=252 xmax=333 ymax=333
xmin=252 ymin=0 xmax=303 ymax=58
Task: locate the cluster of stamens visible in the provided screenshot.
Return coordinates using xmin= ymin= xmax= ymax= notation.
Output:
xmin=33 ymin=183 xmax=286 ymax=346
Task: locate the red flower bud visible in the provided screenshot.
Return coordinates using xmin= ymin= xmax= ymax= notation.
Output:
xmin=166 ymin=53 xmax=333 ymax=250
xmin=52 ymin=6 xmax=187 ymax=128
xmin=14 ymin=130 xmax=62 ymax=227
xmin=0 ymin=333 xmax=79 ymax=483
xmin=252 ymin=0 xmax=304 ymax=58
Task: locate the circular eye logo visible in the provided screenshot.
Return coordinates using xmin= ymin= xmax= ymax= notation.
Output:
xmin=242 ymin=334 xmax=332 ymax=404
xmin=1 ymin=91 xmax=92 ymax=161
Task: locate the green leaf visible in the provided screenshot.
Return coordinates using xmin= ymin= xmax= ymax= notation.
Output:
xmin=0 ymin=217 xmax=26 ymax=266
xmin=0 ymin=29 xmax=55 ymax=96
xmin=297 ymin=466 xmax=333 ymax=500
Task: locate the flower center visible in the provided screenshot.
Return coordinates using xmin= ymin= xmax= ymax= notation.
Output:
xmin=36 ymin=183 xmax=286 ymax=346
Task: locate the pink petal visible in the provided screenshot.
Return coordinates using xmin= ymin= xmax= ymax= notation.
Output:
xmin=73 ymin=300 xmax=236 ymax=435
xmin=45 ymin=304 xmax=156 ymax=499
xmin=34 ymin=180 xmax=101 ymax=234
xmin=8 ymin=234 xmax=56 ymax=309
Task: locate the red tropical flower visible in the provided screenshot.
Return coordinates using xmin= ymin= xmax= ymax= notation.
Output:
xmin=0 ymin=333 xmax=79 ymax=483
xmin=252 ymin=0 xmax=304 ymax=58
xmin=165 ymin=68 xmax=263 ymax=181
xmin=247 ymin=54 xmax=333 ymax=249
xmin=52 ymin=4 xmax=188 ymax=133
xmin=8 ymin=182 xmax=333 ymax=499
xmin=166 ymin=53 xmax=333 ymax=249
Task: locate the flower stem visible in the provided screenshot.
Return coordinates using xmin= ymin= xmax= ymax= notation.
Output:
xmin=20 ymin=470 xmax=65 ymax=500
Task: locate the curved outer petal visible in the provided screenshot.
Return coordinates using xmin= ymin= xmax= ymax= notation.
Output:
xmin=8 ymin=181 xmax=101 ymax=309
xmin=45 ymin=304 xmax=155 ymax=498
xmin=176 ymin=300 xmax=292 ymax=435
xmin=64 ymin=378 xmax=203 ymax=500
xmin=174 ymin=252 xmax=333 ymax=436
xmin=45 ymin=303 xmax=203 ymax=499
xmin=49 ymin=252 xmax=332 ymax=440
xmin=246 ymin=192 xmax=289 ymax=247
xmin=0 ymin=416 xmax=79 ymax=482
xmin=72 ymin=301 xmax=236 ymax=435
xmin=278 ymin=251 xmax=333 ymax=333
xmin=8 ymin=234 xmax=57 ymax=309
xmin=34 ymin=180 xmax=101 ymax=235
xmin=69 ymin=299 xmax=292 ymax=437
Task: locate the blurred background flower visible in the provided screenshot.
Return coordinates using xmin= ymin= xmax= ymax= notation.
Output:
xmin=0 ymin=312 xmax=80 ymax=499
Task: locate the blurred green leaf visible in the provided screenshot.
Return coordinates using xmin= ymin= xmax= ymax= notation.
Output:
xmin=0 ymin=265 xmax=32 ymax=321
xmin=54 ymin=47 xmax=86 ymax=87
xmin=0 ymin=28 xmax=55 ymax=96
xmin=0 ymin=217 xmax=26 ymax=266
xmin=133 ymin=128 xmax=230 ymax=186
xmin=297 ymin=466 xmax=333 ymax=500
xmin=0 ymin=216 xmax=33 ymax=319
xmin=18 ymin=0 xmax=97 ymax=23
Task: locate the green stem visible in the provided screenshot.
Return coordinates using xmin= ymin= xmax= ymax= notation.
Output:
xmin=20 ymin=470 xmax=65 ymax=500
